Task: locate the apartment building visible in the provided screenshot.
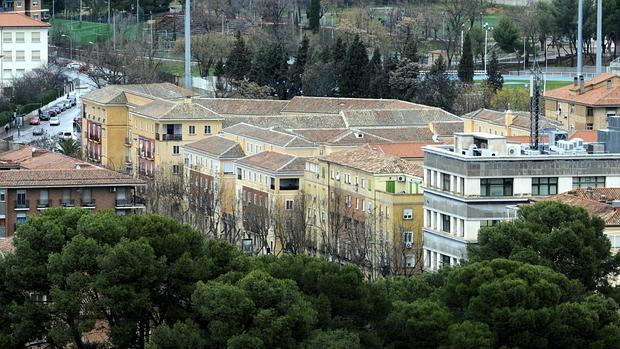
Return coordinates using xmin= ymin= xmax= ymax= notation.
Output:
xmin=183 ymin=136 xmax=245 ymax=235
xmin=234 ymin=151 xmax=305 ymax=255
xmin=0 ymin=13 xmax=48 ymax=90
xmin=221 ymin=123 xmax=320 ymax=157
xmin=1 ymin=0 xmax=43 ymax=19
xmin=422 ymin=132 xmax=620 ymax=271
xmin=0 ymin=145 xmax=145 ymax=237
xmin=80 ymin=83 xmax=195 ymax=175
xmin=544 ymin=73 xmax=620 ymax=131
xmin=303 ymin=148 xmax=424 ymax=277
xmin=463 ymin=108 xmax=563 ymax=137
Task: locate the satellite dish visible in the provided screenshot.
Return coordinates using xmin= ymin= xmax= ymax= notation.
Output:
xmin=432 ymin=134 xmax=440 ymax=143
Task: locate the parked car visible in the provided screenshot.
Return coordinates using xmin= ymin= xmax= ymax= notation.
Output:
xmin=49 ymin=116 xmax=60 ymax=126
xmin=67 ymin=96 xmax=77 ymax=106
xmin=32 ymin=128 xmax=44 ymax=136
xmin=58 ymin=131 xmax=73 ymax=140
xmin=54 ymin=103 xmax=66 ymax=112
xmin=48 ymin=107 xmax=61 ymax=116
xmin=39 ymin=111 xmax=51 ymax=121
xmin=67 ymin=62 xmax=81 ymax=70
xmin=62 ymin=100 xmax=72 ymax=109
xmin=29 ymin=116 xmax=40 ymax=125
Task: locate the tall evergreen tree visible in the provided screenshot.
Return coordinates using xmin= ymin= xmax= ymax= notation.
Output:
xmin=332 ymin=37 xmax=346 ymax=64
xmin=251 ymin=43 xmax=289 ymax=99
xmin=486 ymin=50 xmax=504 ymax=92
xmin=307 ymin=0 xmax=321 ymax=34
xmin=421 ymin=55 xmax=456 ymax=111
xmin=458 ymin=31 xmax=474 ymax=83
xmin=289 ymin=36 xmax=309 ymax=96
xmin=226 ymin=31 xmax=252 ymax=81
xmin=339 ymin=35 xmax=369 ymax=97
xmin=402 ymin=34 xmax=419 ymax=63
xmin=368 ymin=48 xmax=386 ymax=99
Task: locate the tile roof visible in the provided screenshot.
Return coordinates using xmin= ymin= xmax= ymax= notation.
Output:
xmin=360 ymin=126 xmax=435 ymax=142
xmin=318 ymin=147 xmax=424 ymax=177
xmin=221 ymin=114 xmax=347 ymax=129
xmin=342 ymin=108 xmax=461 ymax=127
xmin=289 ymin=129 xmax=351 ymax=143
xmin=282 ymin=96 xmax=416 ymax=114
xmin=570 ymin=130 xmax=598 ymax=142
xmin=544 ymin=73 xmax=620 ymax=106
xmin=0 ymin=237 xmax=15 ymax=255
xmin=235 ymin=151 xmax=305 ymax=173
xmin=534 ymin=193 xmax=620 ymax=226
xmin=462 ymin=108 xmax=562 ymax=131
xmin=0 ymin=13 xmax=50 ymax=27
xmin=222 ymin=123 xmax=316 ymax=148
xmin=82 ymin=83 xmax=194 ymax=105
xmin=431 ymin=121 xmax=465 ymax=135
xmin=132 ymin=100 xmax=223 ymax=120
xmin=0 ymin=148 xmax=82 ymax=169
xmin=0 ymin=168 xmax=144 ymax=188
xmin=183 ymin=136 xmax=245 ymax=159
xmin=362 ymin=142 xmax=444 ymax=159
xmin=565 ymin=188 xmax=620 ymax=202
xmin=194 ymin=98 xmax=289 ymax=115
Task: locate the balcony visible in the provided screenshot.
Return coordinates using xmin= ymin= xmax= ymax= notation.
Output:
xmin=116 ymin=197 xmax=146 ymax=209
xmin=14 ymin=200 xmax=29 ymax=210
xmin=60 ymin=199 xmax=75 ymax=207
xmin=124 ymin=137 xmax=132 ymax=146
xmin=88 ymin=134 xmax=101 ymax=143
xmin=115 ymin=198 xmax=130 ymax=207
xmin=37 ymin=200 xmax=49 ymax=208
xmin=162 ymin=134 xmax=182 ymax=141
xmin=80 ymin=199 xmax=96 ymax=208
xmin=125 ymin=156 xmax=132 ymax=164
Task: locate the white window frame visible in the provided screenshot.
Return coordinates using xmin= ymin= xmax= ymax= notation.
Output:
xmin=403 ymin=208 xmax=413 ymax=220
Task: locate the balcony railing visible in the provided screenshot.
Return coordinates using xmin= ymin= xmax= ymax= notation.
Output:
xmin=162 ymin=134 xmax=182 ymax=141
xmin=37 ymin=199 xmax=49 ymax=208
xmin=80 ymin=199 xmax=96 ymax=207
xmin=14 ymin=200 xmax=29 ymax=209
xmin=115 ymin=198 xmax=130 ymax=207
xmin=60 ymin=199 xmax=75 ymax=207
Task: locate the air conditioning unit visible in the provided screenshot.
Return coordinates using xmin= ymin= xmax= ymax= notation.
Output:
xmin=506 ymin=144 xmax=521 ymax=156
xmin=335 ymin=174 xmax=340 ymax=181
xmin=397 ymin=176 xmax=406 ymax=182
xmin=354 ymin=132 xmax=364 ymax=139
xmin=405 ymin=242 xmax=413 ymax=249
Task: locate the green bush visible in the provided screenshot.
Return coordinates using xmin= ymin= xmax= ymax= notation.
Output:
xmin=40 ymin=89 xmax=60 ymax=106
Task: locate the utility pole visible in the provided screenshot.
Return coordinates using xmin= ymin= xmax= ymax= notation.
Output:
xmin=184 ymin=0 xmax=192 ymax=89
xmin=577 ymin=0 xmax=583 ymax=75
xmin=79 ymin=0 xmax=82 ymax=22
xmin=113 ymin=11 xmax=116 ymax=51
xmin=136 ymin=0 xmax=139 ymax=24
xmin=596 ymin=0 xmax=603 ymax=74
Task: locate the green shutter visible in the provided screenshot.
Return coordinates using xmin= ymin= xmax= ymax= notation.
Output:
xmin=386 ymin=181 xmax=395 ymax=194
xmin=321 ymin=167 xmax=325 ymax=178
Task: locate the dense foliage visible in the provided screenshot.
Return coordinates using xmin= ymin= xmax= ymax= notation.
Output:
xmin=1 ymin=207 xmax=620 ymax=348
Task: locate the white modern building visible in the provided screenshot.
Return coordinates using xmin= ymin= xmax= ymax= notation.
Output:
xmin=0 ymin=13 xmax=49 ymax=91
xmin=422 ymin=131 xmax=620 ymax=271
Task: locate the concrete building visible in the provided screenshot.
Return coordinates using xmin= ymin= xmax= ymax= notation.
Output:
xmin=0 ymin=145 xmax=145 ymax=237
xmin=0 ymin=13 xmax=49 ymax=91
xmin=422 ymin=132 xmax=620 ymax=271
xmin=544 ymin=73 xmax=620 ymax=131
xmin=303 ymin=147 xmax=424 ymax=277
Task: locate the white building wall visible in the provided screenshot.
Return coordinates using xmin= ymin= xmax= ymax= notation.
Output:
xmin=607 ymin=176 xmax=620 ymax=187
xmin=0 ymin=27 xmax=49 ymax=87
xmin=558 ymin=177 xmax=573 ymax=193
xmin=464 ymin=177 xmax=480 ymax=196
xmin=513 ymin=177 xmax=531 ymax=196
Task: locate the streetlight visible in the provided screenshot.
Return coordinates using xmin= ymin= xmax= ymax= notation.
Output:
xmin=61 ymin=34 xmax=73 ymax=60
xmin=483 ymin=22 xmax=493 ymax=74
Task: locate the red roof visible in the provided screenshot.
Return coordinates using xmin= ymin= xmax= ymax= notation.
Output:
xmin=570 ymin=130 xmax=598 ymax=143
xmin=0 ymin=13 xmax=50 ymax=27
xmin=362 ymin=142 xmax=435 ymax=159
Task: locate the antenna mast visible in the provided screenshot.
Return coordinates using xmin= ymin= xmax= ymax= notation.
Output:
xmin=529 ymin=47 xmax=543 ymax=150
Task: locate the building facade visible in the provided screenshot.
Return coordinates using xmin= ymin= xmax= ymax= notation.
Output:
xmin=0 ymin=13 xmax=48 ymax=91
xmin=1 ymin=0 xmax=43 ymax=19
xmin=423 ymin=132 xmax=620 ymax=271
xmin=303 ymin=148 xmax=424 ymax=277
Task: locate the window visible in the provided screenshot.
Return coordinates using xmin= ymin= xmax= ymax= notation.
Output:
xmin=16 ymin=0 xmax=22 ymax=7
xmin=480 ymin=178 xmax=513 ymax=197
xmin=2 ymin=33 xmax=11 ymax=43
xmin=361 ymin=178 xmax=366 ymax=188
xmin=285 ymin=200 xmax=294 ymax=210
xmin=587 ymin=106 xmax=594 ymax=116
xmin=573 ymin=176 xmax=605 ymax=189
xmin=441 ymin=214 xmax=450 ymax=233
xmin=31 ymin=32 xmax=41 ymax=43
xmin=586 ymin=123 xmax=594 ymax=130
xmin=0 ymin=189 xmax=5 ymax=202
xmin=2 ymin=51 xmax=11 ymax=62
xmin=2 ymin=69 xmax=11 ymax=80
xmin=38 ymin=189 xmax=48 ymax=206
xmin=441 ymin=173 xmax=450 ymax=191
xmin=172 ymin=145 xmax=180 ymax=155
xmin=15 ymin=51 xmax=24 ymax=62
xmin=204 ymin=125 xmax=211 ymax=134
xmin=31 ymin=50 xmax=40 ymax=61
xmin=188 ymin=125 xmax=195 ymax=134
xmin=355 ymin=198 xmax=359 ymax=210
xmin=16 ymin=190 xmax=27 ymax=206
xmin=531 ymin=177 xmax=558 ymax=196
xmin=404 ymin=231 xmax=413 ymax=243
xmin=403 ymin=208 xmax=413 ymax=220
xmin=480 ymin=220 xmax=499 ymax=227
xmin=172 ymin=165 xmax=180 ymax=174
xmin=15 ymin=32 xmax=24 ymax=43
xmin=570 ymin=104 xmax=575 ymax=113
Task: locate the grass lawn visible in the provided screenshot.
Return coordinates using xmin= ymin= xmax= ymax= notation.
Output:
xmin=159 ymin=62 xmax=203 ymax=77
xmin=503 ymin=80 xmax=572 ymax=91
xmin=50 ymin=19 xmax=111 ymax=46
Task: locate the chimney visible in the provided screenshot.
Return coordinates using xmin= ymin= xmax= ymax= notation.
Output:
xmin=184 ymin=96 xmax=192 ymax=106
xmin=573 ymin=76 xmax=578 ymax=87
xmin=612 ymin=200 xmax=620 ymax=210
xmin=579 ymin=74 xmax=585 ymax=95
xmin=504 ymin=110 xmax=514 ymax=127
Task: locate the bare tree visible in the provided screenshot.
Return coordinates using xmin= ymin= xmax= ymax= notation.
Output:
xmin=273 ymin=195 xmax=310 ymax=255
xmin=256 ymin=0 xmax=290 ymax=37
xmin=143 ymin=165 xmax=190 ymax=223
xmin=440 ymin=0 xmax=467 ymax=67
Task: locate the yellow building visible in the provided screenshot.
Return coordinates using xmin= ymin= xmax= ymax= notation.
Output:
xmin=233 ymin=151 xmax=306 ymax=255
xmin=462 ymin=109 xmax=563 ymax=137
xmin=544 ymin=73 xmax=620 ymax=131
xmin=80 ymin=83 xmax=194 ymax=173
xmin=303 ymin=148 xmax=424 ymax=278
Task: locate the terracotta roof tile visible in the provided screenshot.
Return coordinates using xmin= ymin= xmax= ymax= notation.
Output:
xmin=343 ymin=108 xmax=461 ymax=127
xmin=360 ymin=126 xmax=435 ymax=142
xmin=565 ymin=188 xmax=620 ymax=202
xmin=183 ymin=136 xmax=245 ymax=159
xmin=289 ymin=129 xmax=350 ymax=143
xmin=570 ymin=130 xmax=598 ymax=142
xmin=222 ymin=114 xmax=347 ymax=129
xmin=282 ymin=96 xmax=416 ymax=114
xmin=0 ymin=13 xmax=50 ymax=27
xmin=0 ymin=148 xmax=82 ymax=169
xmin=222 ymin=123 xmax=316 ymax=148
xmin=195 ymin=98 xmax=289 ymax=115
xmin=362 ymin=142 xmax=446 ymax=159
xmin=534 ymin=192 xmax=620 ymax=226
xmin=463 ymin=108 xmax=562 ymax=131
xmin=431 ymin=121 xmax=464 ymax=135
xmin=235 ymin=151 xmax=305 ymax=173
xmin=319 ymin=147 xmax=424 ymax=177
xmin=0 ymin=169 xmax=143 ymax=188
xmin=82 ymin=83 xmax=193 ymax=105
xmin=544 ymin=73 xmax=620 ymax=106
xmin=132 ymin=100 xmax=223 ymax=120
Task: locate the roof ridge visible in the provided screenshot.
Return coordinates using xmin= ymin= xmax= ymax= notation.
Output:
xmin=278 ymin=155 xmax=300 ymax=172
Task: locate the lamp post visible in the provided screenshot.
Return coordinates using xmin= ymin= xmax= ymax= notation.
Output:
xmin=0 ymin=54 xmax=4 ymax=97
xmin=61 ymin=34 xmax=73 ymax=60
xmin=483 ymin=23 xmax=493 ymax=74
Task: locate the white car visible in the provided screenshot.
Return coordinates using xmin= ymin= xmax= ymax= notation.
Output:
xmin=58 ymin=131 xmax=74 ymax=140
xmin=67 ymin=62 xmax=81 ymax=70
xmin=49 ymin=116 xmax=60 ymax=126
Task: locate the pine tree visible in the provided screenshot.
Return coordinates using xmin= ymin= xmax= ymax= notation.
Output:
xmin=226 ymin=31 xmax=252 ymax=81
xmin=402 ymin=34 xmax=419 ymax=63
xmin=486 ymin=50 xmax=504 ymax=92
xmin=332 ymin=37 xmax=346 ymax=64
xmin=421 ymin=55 xmax=456 ymax=111
xmin=339 ymin=35 xmax=369 ymax=97
xmin=289 ymin=36 xmax=309 ymax=96
xmin=251 ymin=43 xmax=289 ymax=99
xmin=307 ymin=0 xmax=321 ymax=34
xmin=458 ymin=31 xmax=474 ymax=83
xmin=214 ymin=59 xmax=225 ymax=78
xmin=368 ymin=48 xmax=385 ymax=99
